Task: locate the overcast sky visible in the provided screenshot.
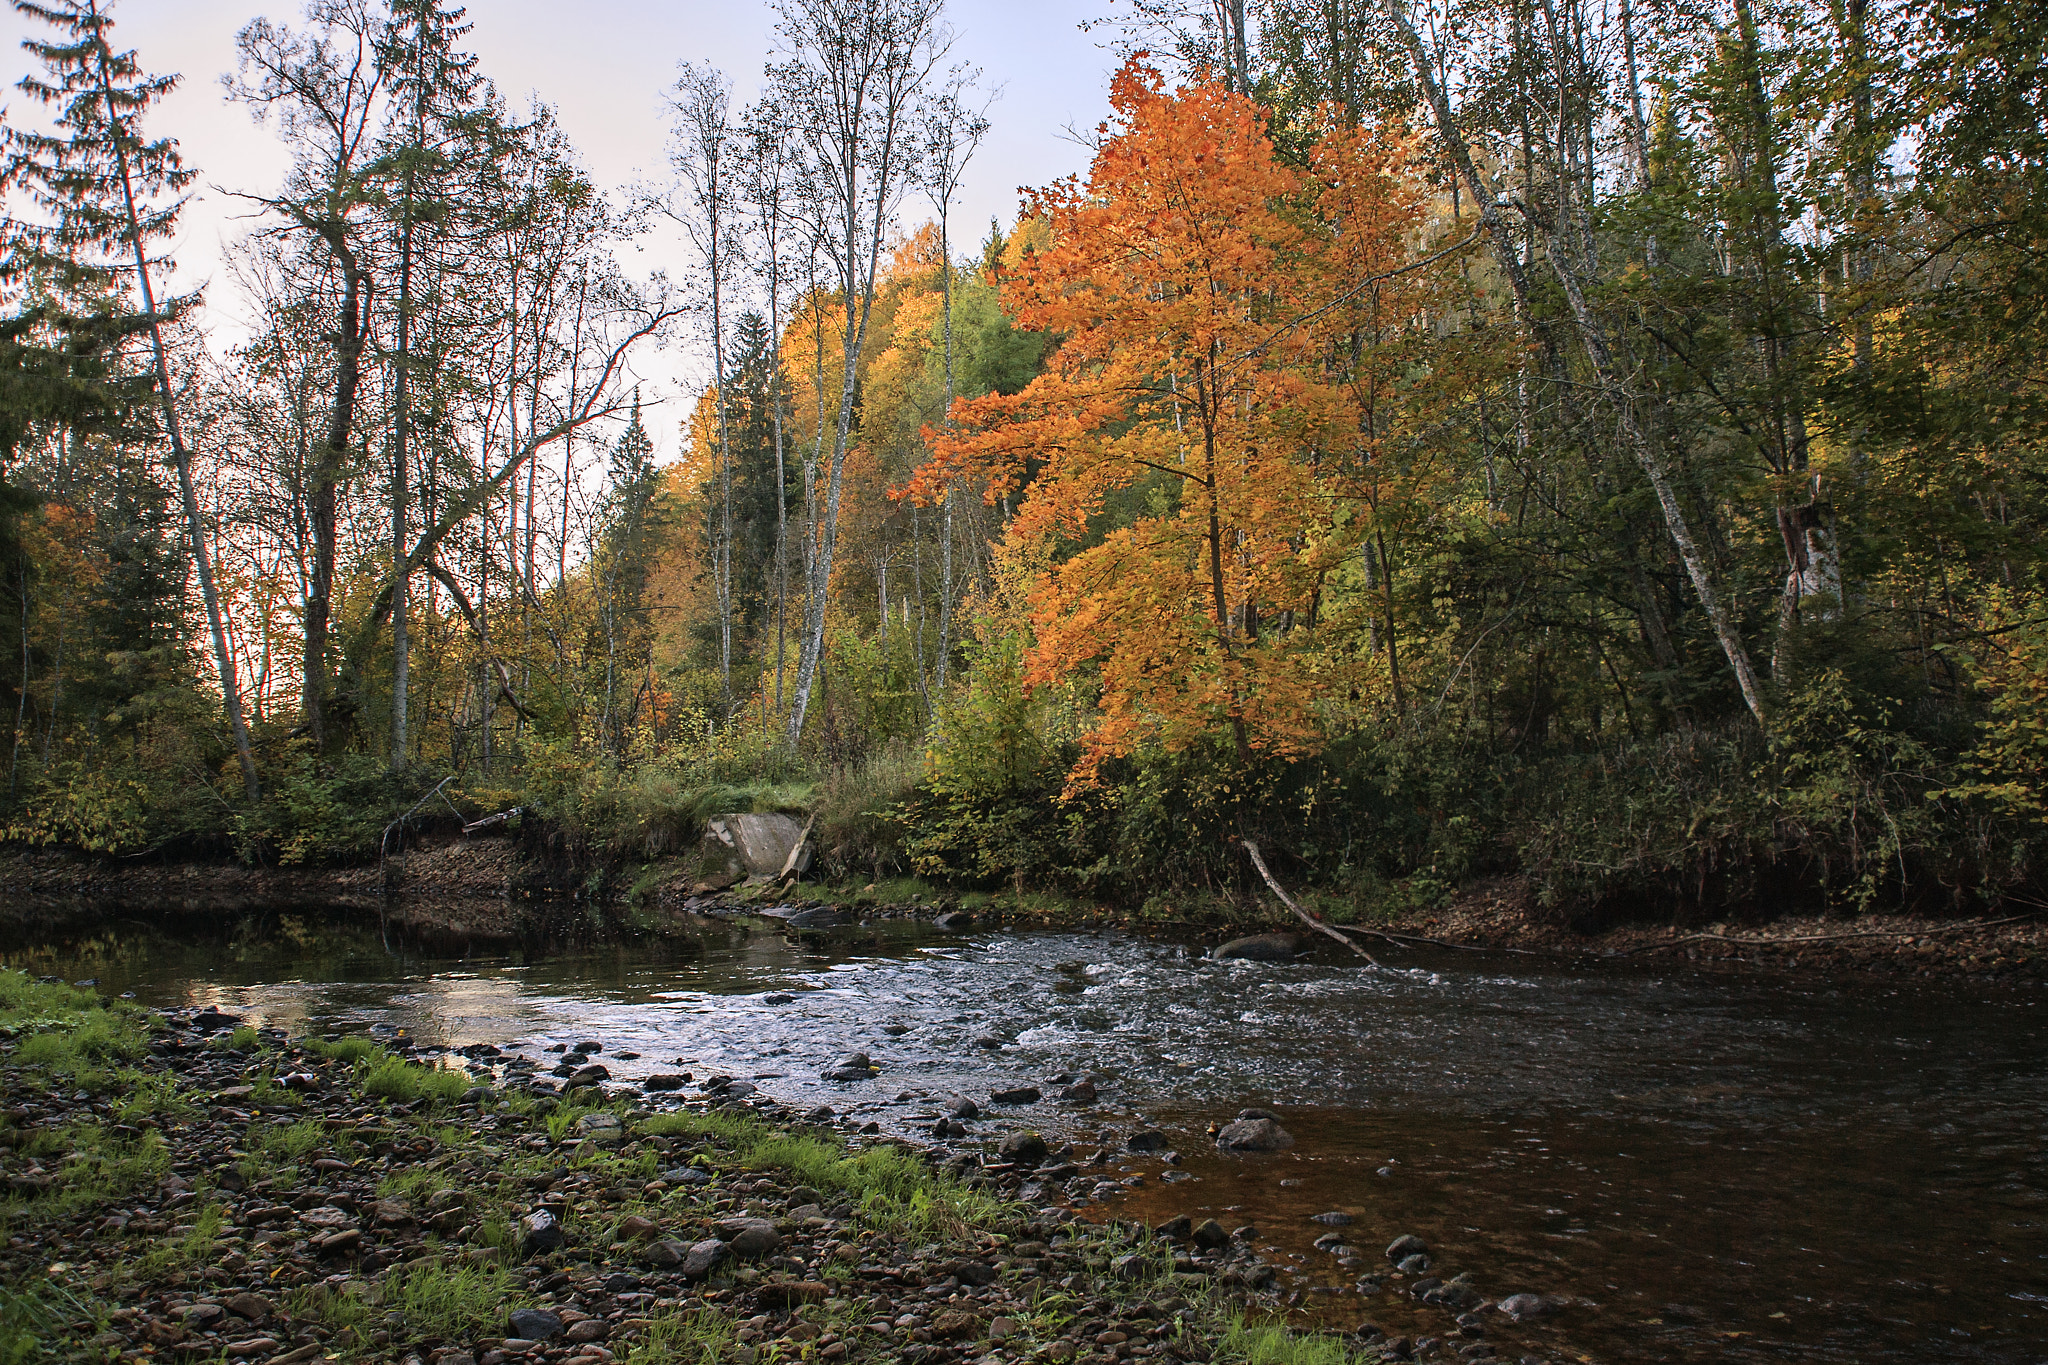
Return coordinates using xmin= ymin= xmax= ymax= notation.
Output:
xmin=4 ymin=0 xmax=1122 ymax=459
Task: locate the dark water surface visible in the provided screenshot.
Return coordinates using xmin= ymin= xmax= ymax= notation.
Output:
xmin=7 ymin=909 xmax=2045 ymax=1364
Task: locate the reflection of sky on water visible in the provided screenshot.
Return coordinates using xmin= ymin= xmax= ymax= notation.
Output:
xmin=10 ymin=912 xmax=2048 ymax=1363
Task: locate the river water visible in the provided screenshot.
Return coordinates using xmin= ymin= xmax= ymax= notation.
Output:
xmin=7 ymin=908 xmax=2045 ymax=1364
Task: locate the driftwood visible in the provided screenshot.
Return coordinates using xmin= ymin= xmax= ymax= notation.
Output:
xmin=1240 ymin=839 xmax=1382 ymax=968
xmin=776 ymin=813 xmax=819 ymax=886
xmin=463 ymin=807 xmax=521 ymax=836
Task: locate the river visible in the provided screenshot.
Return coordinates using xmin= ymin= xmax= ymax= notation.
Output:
xmin=7 ymin=907 xmax=2044 ymax=1363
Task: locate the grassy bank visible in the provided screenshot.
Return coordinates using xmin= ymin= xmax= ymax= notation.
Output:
xmin=0 ymin=969 xmax=1411 ymax=1365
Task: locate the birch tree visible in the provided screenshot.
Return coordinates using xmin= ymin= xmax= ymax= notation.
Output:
xmin=771 ymin=0 xmax=949 ymax=747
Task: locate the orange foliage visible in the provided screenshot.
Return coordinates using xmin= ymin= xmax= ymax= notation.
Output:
xmin=907 ymin=61 xmax=1439 ymax=788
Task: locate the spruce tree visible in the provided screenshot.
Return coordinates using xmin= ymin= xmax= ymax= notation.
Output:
xmin=6 ymin=0 xmax=261 ymax=797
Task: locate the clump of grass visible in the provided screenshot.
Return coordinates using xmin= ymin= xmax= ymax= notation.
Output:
xmin=381 ymin=1262 xmax=512 ymax=1340
xmin=620 ymin=1304 xmax=737 ymax=1365
xmin=637 ymin=1109 xmax=1010 ymax=1233
xmin=213 ymin=1025 xmax=261 ymax=1051
xmin=286 ymin=1279 xmax=372 ymax=1350
xmin=1217 ymin=1316 xmax=1381 ymax=1365
xmin=255 ymin=1119 xmax=328 ymax=1163
xmin=303 ymin=1036 xmax=385 ymax=1066
xmin=137 ymin=1202 xmax=223 ymax=1275
xmin=359 ymin=1057 xmax=469 ymax=1105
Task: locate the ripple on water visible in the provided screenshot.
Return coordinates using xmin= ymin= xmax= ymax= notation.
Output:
xmin=9 ymin=916 xmax=2047 ymax=1364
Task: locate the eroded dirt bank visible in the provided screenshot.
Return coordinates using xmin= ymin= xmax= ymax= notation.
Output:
xmin=2 ymin=846 xmax=2041 ymax=984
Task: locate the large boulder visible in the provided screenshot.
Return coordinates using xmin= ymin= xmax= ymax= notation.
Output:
xmin=1210 ymin=933 xmax=1302 ymax=962
xmin=1215 ymin=1111 xmax=1294 ymax=1152
xmin=705 ymin=814 xmax=812 ymax=878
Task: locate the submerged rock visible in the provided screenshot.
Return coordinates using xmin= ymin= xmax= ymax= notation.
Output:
xmin=1210 ymin=933 xmax=1301 ymax=962
xmin=1215 ymin=1113 xmax=1294 ymax=1152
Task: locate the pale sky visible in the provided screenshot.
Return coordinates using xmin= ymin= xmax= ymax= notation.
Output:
xmin=4 ymin=0 xmax=1121 ymax=459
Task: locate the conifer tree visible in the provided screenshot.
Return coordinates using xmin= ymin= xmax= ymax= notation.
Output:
xmin=6 ymin=0 xmax=261 ymax=797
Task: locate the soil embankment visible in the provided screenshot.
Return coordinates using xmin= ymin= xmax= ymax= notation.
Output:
xmin=3 ymin=846 xmax=2041 ymax=984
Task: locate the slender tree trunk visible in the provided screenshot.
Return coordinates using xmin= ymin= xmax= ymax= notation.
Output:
xmin=391 ymin=157 xmax=415 ymax=771
xmin=90 ymin=18 xmax=259 ymax=797
xmin=1383 ymin=0 xmax=1770 ymax=726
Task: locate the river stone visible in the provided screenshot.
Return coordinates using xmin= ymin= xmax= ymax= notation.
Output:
xmin=224 ymin=1293 xmax=271 ymax=1321
xmin=568 ymin=1063 xmax=610 ymax=1088
xmin=1126 ymin=1128 xmax=1170 ymax=1151
xmin=521 ymin=1210 xmax=565 ymax=1252
xmin=1497 ymin=1293 xmax=1557 ymax=1322
xmin=721 ymin=1218 xmax=781 ymax=1258
xmin=823 ymin=1052 xmax=875 ymax=1081
xmin=998 ymin=1131 xmax=1049 ymax=1166
xmin=1191 ymin=1219 xmax=1230 ymax=1250
xmin=786 ymin=908 xmax=841 ymax=929
xmin=681 ymin=1238 xmax=730 ymax=1277
xmin=661 ymin=1166 xmax=713 ymax=1185
xmin=1215 ymin=1116 xmax=1294 ymax=1152
xmin=943 ymin=1094 xmax=980 ymax=1119
xmin=933 ymin=911 xmax=974 ymax=931
xmin=573 ymin=1040 xmax=603 ymax=1054
xmin=1210 ymin=933 xmax=1301 ymax=962
xmin=190 ymin=1009 xmax=243 ymax=1032
xmin=990 ymin=1085 xmax=1041 ymax=1104
xmin=643 ymin=1238 xmax=689 ymax=1268
xmin=509 ymin=1308 xmax=564 ymax=1341
xmin=1398 ymin=1253 xmax=1433 ymax=1273
xmin=1111 ymin=1251 xmax=1151 ymax=1279
xmin=1154 ymin=1214 xmax=1193 ymax=1241
xmin=644 ymin=1074 xmax=690 ymax=1091
xmin=617 ymin=1214 xmax=660 ymax=1241
xmin=1312 ymin=1211 xmax=1354 ymax=1226
xmin=1057 ymin=1079 xmax=1098 ymax=1103
xmin=1386 ymin=1234 xmax=1429 ymax=1262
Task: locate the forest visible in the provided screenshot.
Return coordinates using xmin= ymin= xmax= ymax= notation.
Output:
xmin=3 ymin=0 xmax=2046 ymax=926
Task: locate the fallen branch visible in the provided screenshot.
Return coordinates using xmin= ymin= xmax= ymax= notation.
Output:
xmin=776 ymin=813 xmax=818 ymax=887
xmin=463 ymin=808 xmax=521 ymax=836
xmin=1320 ymin=922 xmax=1541 ymax=955
xmin=1240 ymin=840 xmax=1381 ymax=968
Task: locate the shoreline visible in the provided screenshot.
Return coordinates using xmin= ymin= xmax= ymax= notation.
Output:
xmin=0 ymin=970 xmax=1506 ymax=1365
xmin=3 ymin=844 xmax=2040 ymax=986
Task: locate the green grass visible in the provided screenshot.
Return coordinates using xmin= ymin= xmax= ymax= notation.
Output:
xmin=0 ymin=1278 xmax=105 ymax=1365
xmin=636 ymin=1110 xmax=1010 ymax=1235
xmin=381 ymin=1261 xmax=513 ymax=1341
xmin=619 ymin=1304 xmax=738 ymax=1365
xmin=285 ymin=1279 xmax=373 ymax=1351
xmin=303 ymin=1035 xmax=385 ymax=1065
xmin=360 ymin=1056 xmax=470 ymax=1104
xmin=255 ymin=1119 xmax=329 ymax=1162
xmin=0 ymin=1123 xmax=170 ymax=1234
xmin=1217 ymin=1316 xmax=1387 ymax=1365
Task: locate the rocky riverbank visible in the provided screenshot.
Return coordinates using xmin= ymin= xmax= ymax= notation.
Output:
xmin=4 ymin=969 xmax=1560 ymax=1365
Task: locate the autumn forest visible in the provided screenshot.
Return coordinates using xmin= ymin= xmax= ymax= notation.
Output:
xmin=4 ymin=0 xmax=2046 ymax=924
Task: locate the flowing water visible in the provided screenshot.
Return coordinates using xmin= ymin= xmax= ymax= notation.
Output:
xmin=7 ymin=907 xmax=2045 ymax=1364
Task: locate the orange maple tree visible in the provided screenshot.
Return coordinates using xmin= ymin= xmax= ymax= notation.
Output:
xmin=905 ymin=61 xmax=1441 ymax=788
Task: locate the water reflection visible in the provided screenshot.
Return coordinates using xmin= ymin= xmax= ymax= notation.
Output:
xmin=6 ymin=909 xmax=2044 ymax=1363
